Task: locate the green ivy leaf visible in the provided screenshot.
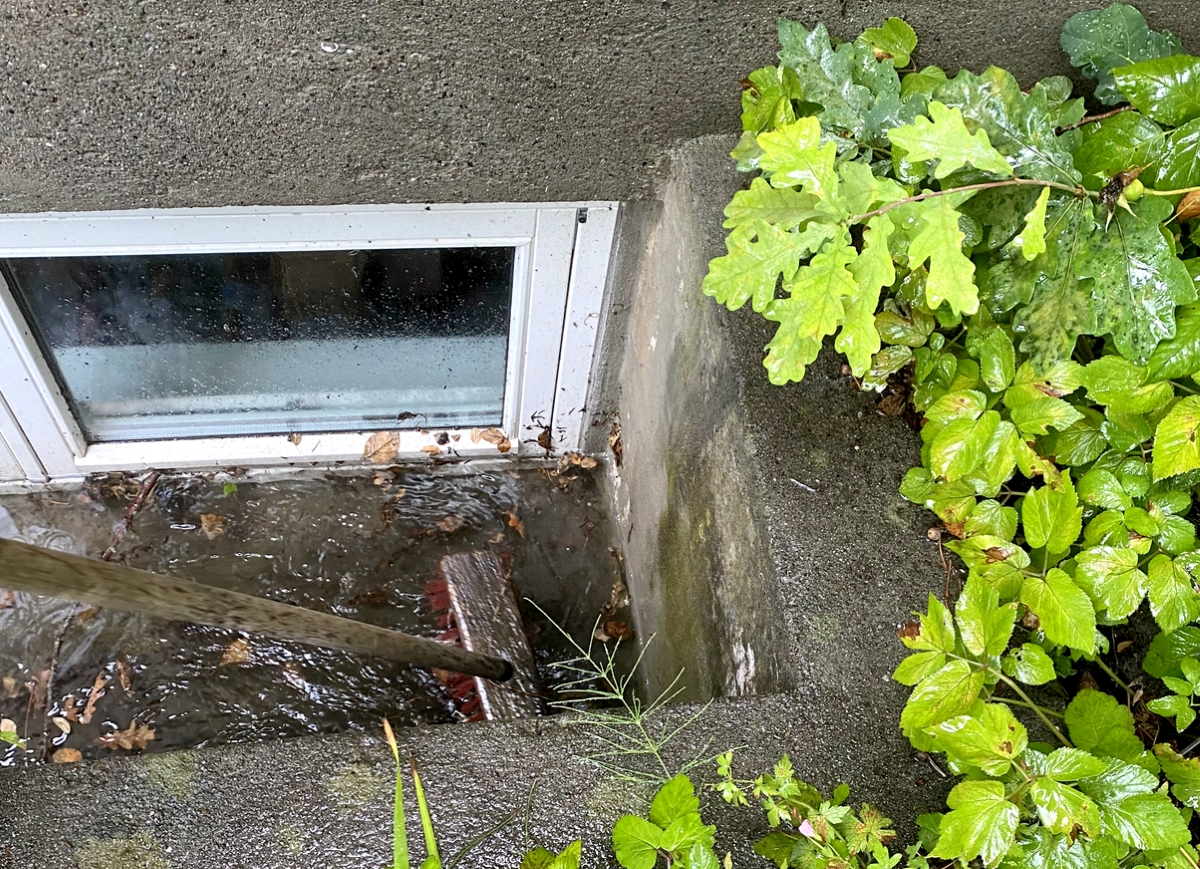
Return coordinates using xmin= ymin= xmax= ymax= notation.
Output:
xmin=1146 ymin=554 xmax=1200 ymax=633
xmin=722 ymin=177 xmax=820 ymax=231
xmin=926 ymin=703 xmax=1028 ymax=776
xmin=888 ymin=101 xmax=1013 ymax=180
xmin=649 ymin=775 xmax=700 ymax=829
xmin=612 ymin=816 xmax=664 ymax=869
xmin=1065 ymin=689 xmax=1147 ymax=763
xmin=1021 ymin=568 xmax=1095 ymax=652
xmin=1060 ymin=3 xmax=1183 ymax=105
xmin=1153 ymin=395 xmax=1200 ymax=480
xmin=900 ymin=660 xmax=986 ymax=732
xmin=1002 ymin=642 xmax=1056 ymax=685
xmin=861 ymin=17 xmax=917 ymax=68
xmin=1074 ymin=545 xmax=1146 ymax=620
xmin=1022 ymin=480 xmax=1082 ymax=552
xmin=762 ymin=237 xmax=858 ymax=384
xmin=930 ymin=780 xmax=1018 ymax=869
xmin=905 ymin=195 xmax=980 ymax=316
xmin=1078 ymin=197 xmax=1196 ymax=366
xmin=703 ymin=220 xmax=836 ymax=313
xmin=1015 ymin=186 xmax=1051 ymax=261
xmin=1114 ymin=54 xmax=1200 ymax=127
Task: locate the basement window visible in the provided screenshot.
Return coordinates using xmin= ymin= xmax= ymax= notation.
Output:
xmin=0 ymin=204 xmax=617 ymax=482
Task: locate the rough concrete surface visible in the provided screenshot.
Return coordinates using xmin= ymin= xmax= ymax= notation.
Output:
xmin=2 ymin=1 xmax=1200 ymax=211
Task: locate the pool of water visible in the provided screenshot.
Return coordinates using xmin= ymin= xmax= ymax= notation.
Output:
xmin=0 ymin=465 xmax=626 ymax=765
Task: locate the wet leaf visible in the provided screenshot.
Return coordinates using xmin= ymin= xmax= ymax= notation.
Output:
xmin=1156 ymin=117 xmax=1200 ymax=190
xmin=1153 ymin=396 xmax=1200 ymax=480
xmin=1114 ymin=54 xmax=1200 ymax=126
xmin=80 ymin=670 xmax=110 ymax=725
xmin=609 ymin=423 xmax=624 ymax=466
xmin=288 ymin=432 xmax=302 ymax=446
xmin=199 ymin=513 xmax=225 ymax=541
xmin=479 ymin=428 xmax=512 ymax=453
xmin=51 ymin=748 xmax=82 ymax=763
xmin=1177 ymin=191 xmax=1200 ymax=223
xmin=861 ymin=17 xmax=917 ymax=67
xmin=505 ymin=511 xmax=526 ymax=539
xmin=888 ymin=101 xmax=1012 ymax=179
xmin=363 ymin=431 xmax=400 ymax=464
xmin=1 ymin=676 xmax=18 ymax=698
xmin=95 ymin=721 xmax=156 ymax=751
xmin=605 ymin=621 xmax=634 ymax=642
xmin=219 ymin=637 xmax=252 ymax=667
xmin=1074 ymin=111 xmax=1167 ymax=184
xmin=437 ymin=515 xmax=465 ymax=534
xmin=1060 ymin=3 xmax=1183 ymax=104
xmin=117 ymin=660 xmax=133 ymax=697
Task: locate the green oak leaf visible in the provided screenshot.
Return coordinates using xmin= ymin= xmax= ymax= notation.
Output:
xmin=1022 ymin=478 xmax=1082 ymax=552
xmin=1153 ymin=395 xmax=1200 ymax=480
xmin=838 ymin=214 xmax=894 ymax=376
xmin=1076 ymin=196 xmax=1196 ymax=366
xmin=861 ymin=17 xmax=917 ymax=68
xmin=1065 ymin=689 xmax=1147 ymax=763
xmin=703 ymin=220 xmax=836 ymax=313
xmin=906 ymin=195 xmax=980 ymax=316
xmin=1060 ymin=3 xmax=1183 ymax=105
xmin=757 ymin=116 xmax=839 ymax=199
xmin=1074 ymin=110 xmax=1167 ymax=185
xmin=931 ymin=780 xmax=1018 ymax=869
xmin=1114 ymin=54 xmax=1200 ymax=127
xmin=926 ymin=703 xmax=1028 ymax=776
xmin=612 ymin=816 xmax=663 ymax=869
xmin=1020 ymin=568 xmax=1095 ymax=652
xmin=1015 ymin=186 xmax=1050 ymax=261
xmin=1074 ymin=545 xmax=1146 ymax=620
xmin=888 ymin=101 xmax=1013 ymax=179
xmin=722 ymin=177 xmax=820 ymax=230
xmin=740 ymin=64 xmax=803 ymax=134
xmin=761 ymin=237 xmax=858 ymax=384
xmin=1002 ymin=643 xmax=1056 ymax=685
xmin=1146 ymin=554 xmax=1200 ymax=632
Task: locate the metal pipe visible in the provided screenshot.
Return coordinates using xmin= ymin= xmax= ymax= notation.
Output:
xmin=0 ymin=538 xmax=514 ymax=682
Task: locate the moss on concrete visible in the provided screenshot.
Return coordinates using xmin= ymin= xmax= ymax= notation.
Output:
xmin=144 ymin=750 xmax=198 ymax=801
xmin=72 ymin=831 xmax=167 ymax=869
xmin=326 ymin=761 xmax=387 ymax=812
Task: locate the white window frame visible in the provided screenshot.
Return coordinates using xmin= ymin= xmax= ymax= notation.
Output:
xmin=0 ymin=202 xmax=618 ymax=482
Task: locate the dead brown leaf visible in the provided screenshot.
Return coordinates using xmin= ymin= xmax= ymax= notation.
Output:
xmin=51 ymin=716 xmax=71 ymax=735
xmin=437 ymin=514 xmax=465 ymax=533
xmin=877 ymin=393 xmax=907 ymax=417
xmin=1 ymin=676 xmax=18 ymax=699
xmin=605 ymin=620 xmax=633 ymax=642
xmin=421 ymin=444 xmax=442 ymax=456
xmin=363 ymin=431 xmax=400 ymax=464
xmin=479 ymin=428 xmax=512 ymax=453
xmin=0 ymin=589 xmax=14 ymax=609
xmin=51 ymin=748 xmax=82 ymax=763
xmin=1177 ymin=190 xmax=1200 ymax=223
xmin=488 ymin=532 xmax=505 ymax=543
xmin=200 ymin=513 xmax=225 ymax=540
xmin=944 ymin=522 xmax=966 ymax=540
xmin=219 ymin=637 xmax=252 ymax=667
xmin=1117 ymin=640 xmax=1134 ymax=654
xmin=504 ymin=510 xmax=526 ymax=539
xmin=0 ymin=718 xmax=16 ymax=735
xmin=117 ymin=660 xmax=133 ymax=697
xmin=470 ymin=427 xmax=482 ymax=444
xmin=564 ymin=451 xmax=598 ymax=470
xmin=80 ymin=670 xmax=110 ymax=725
xmin=288 ymin=432 xmax=303 ymax=446
xmin=95 ymin=721 xmax=156 ymax=751
xmin=898 ymin=620 xmax=921 ymax=641
xmin=62 ymin=695 xmax=80 ymax=721
xmin=76 ymin=605 xmax=103 ymax=622
xmin=609 ymin=422 xmax=624 ymax=466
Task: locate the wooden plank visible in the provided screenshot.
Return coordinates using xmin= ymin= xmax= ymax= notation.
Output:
xmin=0 ymin=537 xmax=514 ymax=681
xmin=438 ymin=551 xmax=543 ymax=720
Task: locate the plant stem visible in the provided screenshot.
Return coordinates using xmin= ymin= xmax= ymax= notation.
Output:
xmin=849 ymin=178 xmax=1094 ymax=224
xmin=1172 ymin=380 xmax=1200 ymax=396
xmin=1056 ymin=105 xmax=1133 ymax=133
xmin=1145 ymin=185 xmax=1200 ymax=197
xmin=995 ymin=672 xmax=1073 ymax=747
xmin=1094 ymin=657 xmax=1132 ymax=695
xmin=992 ymin=695 xmax=1065 ymax=719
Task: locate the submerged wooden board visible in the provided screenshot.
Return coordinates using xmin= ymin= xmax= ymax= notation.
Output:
xmin=438 ymin=551 xmax=543 ymax=720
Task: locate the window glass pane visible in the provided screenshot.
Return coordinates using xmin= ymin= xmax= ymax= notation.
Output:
xmin=1 ymin=248 xmax=515 ymax=442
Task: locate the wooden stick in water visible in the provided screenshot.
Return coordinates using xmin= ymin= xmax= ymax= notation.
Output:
xmin=0 ymin=538 xmax=514 ymax=682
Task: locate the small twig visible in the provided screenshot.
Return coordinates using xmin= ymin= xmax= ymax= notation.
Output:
xmin=789 ymin=478 xmax=817 ymax=493
xmin=40 ymin=609 xmax=75 ymax=760
xmin=850 ymin=177 xmax=1094 ymax=225
xmin=101 ymin=471 xmax=161 ymax=562
xmin=1056 ymin=104 xmax=1132 ymax=134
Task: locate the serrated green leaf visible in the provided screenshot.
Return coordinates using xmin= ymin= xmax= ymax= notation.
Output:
xmin=1157 ymin=514 xmax=1197 ymax=555
xmin=1003 ymin=642 xmax=1056 ymax=685
xmin=862 ymin=344 xmax=913 ymax=391
xmin=1156 ymin=117 xmax=1200 ymax=191
xmin=894 ymin=650 xmax=947 ymax=686
xmin=1075 ymin=545 xmax=1146 ymax=619
xmin=931 ymin=411 xmax=1000 ymax=480
xmin=934 ymin=66 xmax=1080 ymax=185
xmin=839 ymin=215 xmax=894 ymax=376
xmin=704 ymin=220 xmax=836 ymax=313
xmin=1078 ymin=755 xmax=1158 ymax=805
xmin=1065 ymin=689 xmax=1146 ymax=763
xmin=1155 ymin=744 xmax=1200 ymax=809
xmin=722 ymin=177 xmax=820 ymax=231
xmin=1021 ymin=568 xmax=1095 ymax=652
xmin=925 ymin=390 xmax=987 ymax=425
xmin=964 ymin=499 xmax=1019 ymax=540
xmin=1035 ymin=747 xmax=1110 ymax=781
xmin=757 ymin=116 xmax=839 ymax=199
xmin=964 ymin=420 xmax=1019 ymax=497
xmin=1147 ymin=693 xmax=1195 ymax=731
xmin=1147 ymin=554 xmax=1200 ymax=632
xmin=520 ymin=846 xmax=558 ymax=869
xmin=1153 ymin=395 xmax=1200 ymax=480
xmin=905 ymin=195 xmax=980 ymax=316
xmin=1102 ymin=411 xmax=1154 ymax=451
xmin=1080 ymin=355 xmax=1175 ymax=414
xmin=1030 ymin=778 xmax=1100 ymax=838
xmin=1015 ymin=186 xmax=1051 ymax=261
xmin=1099 ymin=791 xmax=1190 ymax=850
xmin=931 ymin=780 xmax=1018 ymax=869
xmin=955 ymin=577 xmax=1015 ymax=657
xmin=980 ymin=329 xmax=1016 ymax=392
xmin=927 ymin=703 xmax=1028 ymax=776
xmin=741 ymin=64 xmax=803 ymax=134
xmin=1052 ymin=417 xmax=1109 ymax=467
xmin=678 ymin=843 xmax=718 ymax=869
xmin=888 ymin=101 xmax=1013 ymax=179
xmin=649 ymin=775 xmax=699 ymax=829
xmin=1060 ymin=3 xmax=1183 ymax=105
xmin=612 ymin=816 xmax=663 ymax=869
xmin=658 ymin=814 xmax=715 ymax=853
xmin=1022 ymin=480 xmax=1082 ymax=552
xmin=861 ymin=17 xmax=917 ymax=68
xmin=1075 ymin=111 xmax=1168 ymax=185
xmin=1114 ymin=54 xmax=1200 ymax=126
xmin=1078 ymin=202 xmax=1194 ymax=367
xmin=901 ymin=660 xmax=986 ymax=732
xmin=1009 ymin=395 xmax=1085 ymax=437
xmin=761 ymin=237 xmax=858 ymax=384
xmin=1145 ymin=625 xmax=1200 ymax=678
xmin=1077 ymin=468 xmax=1132 ymax=511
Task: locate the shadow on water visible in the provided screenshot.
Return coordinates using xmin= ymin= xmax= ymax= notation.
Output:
xmin=0 ymin=466 xmax=627 ymax=765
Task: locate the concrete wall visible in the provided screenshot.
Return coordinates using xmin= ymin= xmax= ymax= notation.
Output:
xmin=3 ymin=1 xmax=1200 ymax=212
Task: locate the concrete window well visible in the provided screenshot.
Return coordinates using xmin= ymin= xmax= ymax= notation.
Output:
xmin=12 ymin=2 xmax=1196 ymax=867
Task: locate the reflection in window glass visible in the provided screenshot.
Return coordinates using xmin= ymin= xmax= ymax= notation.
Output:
xmin=2 ymin=248 xmax=515 ymax=442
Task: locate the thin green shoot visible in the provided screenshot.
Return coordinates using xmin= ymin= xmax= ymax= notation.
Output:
xmin=410 ymin=759 xmax=441 ymax=869
xmin=382 ymin=718 xmax=410 ymax=869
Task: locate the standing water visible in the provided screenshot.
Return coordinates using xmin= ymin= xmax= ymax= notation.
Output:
xmin=0 ymin=466 xmax=628 ymax=765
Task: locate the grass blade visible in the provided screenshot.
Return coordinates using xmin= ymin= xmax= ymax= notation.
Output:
xmin=383 ymin=719 xmax=409 ymax=869
xmin=410 ymin=758 xmax=441 ymax=868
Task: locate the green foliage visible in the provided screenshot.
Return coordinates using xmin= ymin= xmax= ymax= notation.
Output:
xmin=612 ymin=775 xmax=718 ymax=869
xmin=704 ymin=5 xmax=1200 ymax=869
